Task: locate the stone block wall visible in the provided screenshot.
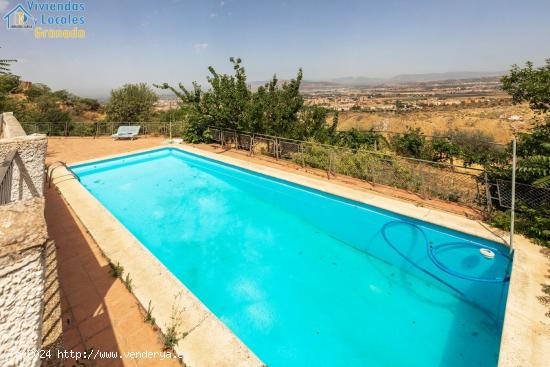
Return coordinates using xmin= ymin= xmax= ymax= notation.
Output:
xmin=0 ymin=198 xmax=48 ymax=367
xmin=1 ymin=113 xmax=61 ymax=365
xmin=0 ymin=112 xmax=47 ymax=201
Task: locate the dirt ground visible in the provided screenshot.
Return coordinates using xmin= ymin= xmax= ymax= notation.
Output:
xmin=337 ymin=104 xmax=536 ymax=143
xmin=46 ymin=136 xmax=165 ymax=165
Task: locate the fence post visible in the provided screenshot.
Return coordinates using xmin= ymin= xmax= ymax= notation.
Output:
xmin=300 ymin=143 xmax=305 ymax=167
xmin=64 ymin=121 xmax=68 ymax=136
xmin=328 ymin=149 xmax=333 ymax=179
xmin=484 ymin=172 xmax=493 ymax=214
xmin=275 ymin=138 xmax=280 ymax=160
xmin=509 ymin=138 xmax=517 ymax=250
xmin=420 ymin=163 xmax=427 ymax=198
xmin=249 ymin=135 xmax=254 ymax=157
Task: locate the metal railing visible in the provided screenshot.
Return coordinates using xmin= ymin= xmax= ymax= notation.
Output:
xmin=209 ymin=127 xmax=487 ymax=209
xmin=0 ymin=150 xmax=16 ymax=205
xmin=19 ymin=121 xmax=186 ymax=137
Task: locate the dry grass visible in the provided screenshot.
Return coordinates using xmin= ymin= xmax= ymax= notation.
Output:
xmin=337 ymin=104 xmax=536 ymax=143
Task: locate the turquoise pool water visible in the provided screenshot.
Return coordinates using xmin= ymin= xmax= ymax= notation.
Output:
xmin=72 ymin=148 xmax=512 ymax=367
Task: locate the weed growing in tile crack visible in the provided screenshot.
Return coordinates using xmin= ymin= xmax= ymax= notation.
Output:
xmin=109 ymin=261 xmax=124 ymax=278
xmin=145 ymin=300 xmax=155 ymax=324
xmin=123 ymin=273 xmax=133 ymax=292
xmin=163 ymin=293 xmax=184 ymax=350
xmin=162 ymin=325 xmax=180 ymax=350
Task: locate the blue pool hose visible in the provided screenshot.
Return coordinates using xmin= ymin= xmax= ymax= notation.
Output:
xmin=381 ymin=221 xmax=510 ymax=294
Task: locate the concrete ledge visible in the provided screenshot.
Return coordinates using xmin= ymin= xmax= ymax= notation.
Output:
xmin=52 ymin=143 xmax=549 ymax=367
xmin=0 ymin=112 xmax=26 ymax=138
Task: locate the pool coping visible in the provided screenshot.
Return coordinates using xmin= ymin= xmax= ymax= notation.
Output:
xmin=50 ymin=143 xmax=549 ymax=367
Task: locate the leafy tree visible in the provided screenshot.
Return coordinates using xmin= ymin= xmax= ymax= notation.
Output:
xmin=24 ymin=83 xmax=52 ymax=100
xmin=501 ymin=59 xmax=550 ymax=113
xmin=35 ymin=95 xmax=71 ymax=123
xmin=497 ymin=59 xmax=550 ymax=186
xmin=515 ymin=119 xmax=550 ymax=186
xmin=51 ymin=89 xmax=75 ymax=103
xmin=391 ymin=127 xmax=427 ymax=158
xmin=0 ymin=47 xmax=16 ymax=75
xmin=447 ymin=129 xmax=504 ymax=166
xmin=0 ymin=74 xmax=20 ymax=94
xmin=335 ymin=128 xmax=383 ymax=150
xmin=106 ymin=83 xmax=158 ymax=122
xmin=431 ymin=137 xmax=458 ymax=163
xmin=156 ymin=58 xmax=337 ymax=142
xmin=75 ymin=97 xmax=101 ymax=112
xmin=490 ymin=59 xmax=550 ymax=247
xmin=0 ymin=74 xmax=20 ymax=111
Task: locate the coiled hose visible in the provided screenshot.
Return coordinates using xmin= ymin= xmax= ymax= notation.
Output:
xmin=381 ymin=221 xmax=511 ymax=294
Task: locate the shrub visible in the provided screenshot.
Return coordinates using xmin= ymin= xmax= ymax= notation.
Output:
xmin=490 ymin=205 xmax=550 ymax=247
xmin=109 ymin=261 xmax=124 ymax=278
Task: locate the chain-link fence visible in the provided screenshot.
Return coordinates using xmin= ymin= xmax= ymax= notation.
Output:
xmin=492 ymin=180 xmax=550 ymax=209
xmin=19 ymin=121 xmax=185 ymax=137
xmin=19 ymin=122 xmax=549 ymax=213
xmin=209 ymin=127 xmax=487 ymax=209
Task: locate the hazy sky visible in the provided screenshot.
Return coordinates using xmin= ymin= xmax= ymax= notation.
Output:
xmin=1 ymin=0 xmax=549 ymax=97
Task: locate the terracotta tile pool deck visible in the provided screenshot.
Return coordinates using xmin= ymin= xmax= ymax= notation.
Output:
xmin=46 ymin=186 xmax=181 ymax=367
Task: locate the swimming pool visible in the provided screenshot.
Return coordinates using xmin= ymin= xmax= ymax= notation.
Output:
xmin=71 ymin=147 xmax=512 ymax=367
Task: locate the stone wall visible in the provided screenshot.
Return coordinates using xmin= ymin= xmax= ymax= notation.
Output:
xmin=0 ymin=113 xmax=61 ymax=365
xmin=0 ymin=112 xmax=47 ymax=201
xmin=0 ymin=112 xmax=27 ymax=138
xmin=0 ymin=198 xmax=48 ymax=367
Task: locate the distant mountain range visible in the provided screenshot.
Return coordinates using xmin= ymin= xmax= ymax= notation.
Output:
xmin=324 ymin=71 xmax=505 ymax=87
xmin=283 ymin=71 xmax=505 ymax=90
xmin=156 ymin=71 xmax=506 ymax=99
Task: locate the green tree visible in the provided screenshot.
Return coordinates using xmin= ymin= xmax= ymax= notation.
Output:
xmin=447 ymin=129 xmax=504 ymax=166
xmin=391 ymin=127 xmax=427 ymax=158
xmin=156 ymin=58 xmax=337 ymax=142
xmin=515 ymin=120 xmax=550 ymax=186
xmin=498 ymin=59 xmax=550 ymax=186
xmin=0 ymin=47 xmax=16 ymax=75
xmin=0 ymin=74 xmax=20 ymax=94
xmin=24 ymin=83 xmax=52 ymax=100
xmin=336 ymin=128 xmax=383 ymax=150
xmin=106 ymin=83 xmax=158 ymax=122
xmin=0 ymin=74 xmax=20 ymax=111
xmin=431 ymin=137 xmax=458 ymax=163
xmin=490 ymin=59 xmax=550 ymax=247
xmin=501 ymin=59 xmax=550 ymax=113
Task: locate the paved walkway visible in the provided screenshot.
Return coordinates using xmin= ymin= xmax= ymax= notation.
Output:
xmin=45 ymin=187 xmax=181 ymax=367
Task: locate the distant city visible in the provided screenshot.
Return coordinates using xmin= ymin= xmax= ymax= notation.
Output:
xmin=156 ymin=72 xmax=507 ymax=113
